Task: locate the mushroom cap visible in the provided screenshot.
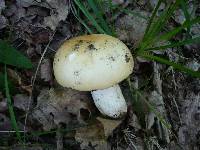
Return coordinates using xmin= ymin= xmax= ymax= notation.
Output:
xmin=53 ymin=34 xmax=134 ymax=91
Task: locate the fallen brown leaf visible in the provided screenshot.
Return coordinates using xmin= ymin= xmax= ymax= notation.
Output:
xmin=97 ymin=117 xmax=122 ymax=138
xmin=30 ymin=88 xmax=95 ymax=130
xmin=115 ymin=9 xmax=149 ymax=46
xmin=43 ymin=0 xmax=70 ymax=30
xmin=40 ymin=58 xmax=52 ymax=82
xmin=75 ymin=119 xmax=111 ymax=150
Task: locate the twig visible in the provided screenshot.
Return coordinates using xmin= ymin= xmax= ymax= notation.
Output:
xmin=23 ymin=30 xmax=56 ymax=144
xmin=0 ymin=131 xmax=28 ymax=133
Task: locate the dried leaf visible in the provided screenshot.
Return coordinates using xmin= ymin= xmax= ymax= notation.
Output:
xmin=16 ymin=0 xmax=39 ymax=8
xmin=40 ymin=58 xmax=52 ymax=82
xmin=0 ymin=99 xmax=7 ymax=112
xmin=146 ymin=91 xmax=170 ymax=142
xmin=74 ymin=117 xmax=121 ymax=149
xmin=0 ymin=0 xmax=5 ymax=13
xmin=10 ymin=7 xmax=26 ymax=23
xmin=128 ymin=113 xmax=141 ymax=131
xmin=178 ymin=93 xmax=200 ymax=150
xmin=44 ymin=0 xmax=70 ymax=30
xmin=97 ymin=117 xmax=122 ymax=138
xmin=0 ymin=113 xmax=12 ymax=131
xmin=115 ymin=9 xmax=149 ymax=46
xmin=31 ymin=88 xmax=94 ymax=130
xmin=75 ymin=119 xmax=111 ymax=150
xmin=14 ymin=94 xmax=30 ymax=111
xmin=4 ymin=4 xmax=17 ymax=17
xmin=26 ymin=6 xmax=49 ymax=17
xmin=0 ymin=15 xmax=7 ymax=29
xmin=31 ymin=30 xmax=50 ymax=44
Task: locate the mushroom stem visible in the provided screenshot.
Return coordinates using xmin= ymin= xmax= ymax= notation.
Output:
xmin=91 ymin=84 xmax=127 ymax=118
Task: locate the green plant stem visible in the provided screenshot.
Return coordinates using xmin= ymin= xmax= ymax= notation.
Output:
xmin=4 ymin=64 xmax=22 ymax=143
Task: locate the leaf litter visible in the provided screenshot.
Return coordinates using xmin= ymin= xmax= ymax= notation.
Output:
xmin=0 ymin=0 xmax=200 ymax=149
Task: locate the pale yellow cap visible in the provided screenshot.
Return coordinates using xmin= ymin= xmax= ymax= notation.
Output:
xmin=53 ymin=34 xmax=134 ymax=91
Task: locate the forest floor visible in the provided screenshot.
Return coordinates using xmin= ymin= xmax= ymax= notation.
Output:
xmin=0 ymin=0 xmax=200 ymax=150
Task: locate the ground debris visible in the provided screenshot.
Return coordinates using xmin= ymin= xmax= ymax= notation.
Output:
xmin=0 ymin=0 xmax=5 ymax=13
xmin=0 ymin=99 xmax=7 ymax=112
xmin=43 ymin=0 xmax=70 ymax=30
xmin=40 ymin=58 xmax=52 ymax=82
xmin=178 ymin=93 xmax=200 ymax=150
xmin=0 ymin=15 xmax=7 ymax=29
xmin=0 ymin=113 xmax=13 ymax=131
xmin=30 ymin=88 xmax=95 ymax=130
xmin=11 ymin=145 xmax=43 ymax=150
xmin=75 ymin=119 xmax=111 ymax=150
xmin=14 ymin=94 xmax=30 ymax=111
xmin=115 ymin=9 xmax=149 ymax=46
xmin=97 ymin=117 xmax=122 ymax=138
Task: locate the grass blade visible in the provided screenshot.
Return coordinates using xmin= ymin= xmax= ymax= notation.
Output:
xmin=0 ymin=72 xmax=16 ymax=94
xmin=139 ymin=0 xmax=181 ymax=51
xmin=144 ymin=36 xmax=200 ymax=51
xmin=142 ymin=0 xmax=163 ymax=39
xmin=122 ymin=8 xmax=149 ymax=20
xmin=157 ymin=17 xmax=200 ymax=42
xmin=74 ymin=0 xmax=106 ymax=34
xmin=87 ymin=0 xmax=113 ymax=35
xmin=139 ymin=52 xmax=200 ymax=78
xmin=180 ymin=0 xmax=191 ymax=37
xmin=4 ymin=65 xmax=22 ymax=143
xmin=71 ymin=3 xmax=93 ymax=34
xmin=127 ymin=78 xmax=146 ymax=127
xmin=136 ymin=91 xmax=171 ymax=129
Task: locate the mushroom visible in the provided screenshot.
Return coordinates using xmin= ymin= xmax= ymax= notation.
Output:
xmin=53 ymin=34 xmax=134 ymax=118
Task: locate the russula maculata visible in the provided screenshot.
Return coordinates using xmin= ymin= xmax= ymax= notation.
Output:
xmin=53 ymin=34 xmax=134 ymax=118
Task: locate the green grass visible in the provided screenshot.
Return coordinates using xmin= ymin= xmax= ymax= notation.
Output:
xmin=4 ymin=65 xmax=23 ymax=143
xmin=0 ymin=72 xmax=16 ymax=94
xmin=73 ymin=0 xmax=200 ymax=78
xmin=180 ymin=0 xmax=191 ymax=38
xmin=72 ymin=0 xmax=200 ymax=146
xmin=74 ymin=0 xmax=107 ymax=34
xmin=139 ymin=52 xmax=200 ymax=78
xmin=0 ymin=40 xmax=33 ymax=145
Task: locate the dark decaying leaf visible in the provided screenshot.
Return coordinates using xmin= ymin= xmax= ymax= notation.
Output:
xmin=43 ymin=0 xmax=70 ymax=30
xmin=178 ymin=93 xmax=200 ymax=150
xmin=13 ymin=94 xmax=30 ymax=111
xmin=0 ymin=113 xmax=13 ymax=131
xmin=30 ymin=88 xmax=95 ymax=130
xmin=96 ymin=117 xmax=122 ymax=138
xmin=74 ymin=117 xmax=122 ymax=150
xmin=75 ymin=119 xmax=110 ymax=150
xmin=115 ymin=10 xmax=149 ymax=46
xmin=0 ymin=40 xmax=32 ymax=69
xmin=40 ymin=59 xmax=52 ymax=82
xmin=0 ymin=15 xmax=7 ymax=29
xmin=0 ymin=98 xmax=7 ymax=112
xmin=0 ymin=0 xmax=5 ymax=13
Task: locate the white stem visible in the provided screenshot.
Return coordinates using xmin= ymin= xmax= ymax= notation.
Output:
xmin=91 ymin=84 xmax=127 ymax=118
